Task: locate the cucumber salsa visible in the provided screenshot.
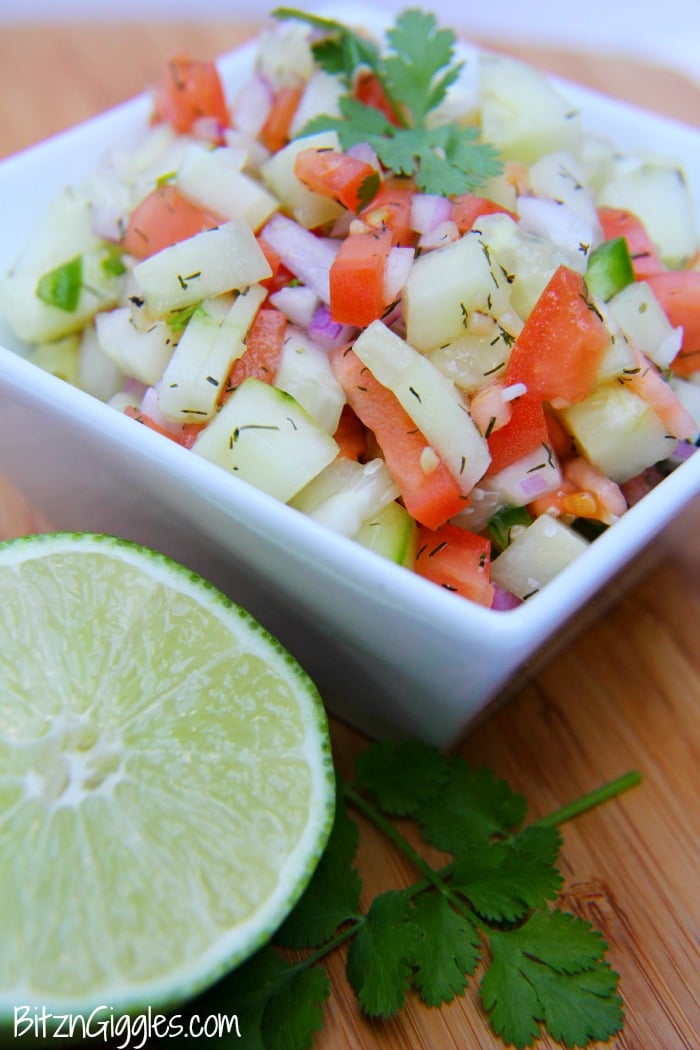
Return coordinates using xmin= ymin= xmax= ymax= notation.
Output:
xmin=2 ymin=8 xmax=699 ymax=608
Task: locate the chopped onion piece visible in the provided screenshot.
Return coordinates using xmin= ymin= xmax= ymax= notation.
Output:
xmin=231 ymin=73 xmax=274 ymax=137
xmin=383 ymin=246 xmax=415 ymax=303
xmin=410 ymin=193 xmax=452 ymax=234
xmin=308 ymin=302 xmax=357 ymax=351
xmin=269 ymin=284 xmax=319 ymax=329
xmin=261 ymin=213 xmax=340 ymax=303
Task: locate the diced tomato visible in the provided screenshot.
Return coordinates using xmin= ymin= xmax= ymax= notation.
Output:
xmin=122 ymin=185 xmax=222 ymax=260
xmin=329 ymin=228 xmax=393 ymax=327
xmin=294 ymin=147 xmax=380 ymax=212
xmin=181 ymin=423 xmax=205 ymax=448
xmin=257 ymin=236 xmax=295 ymax=293
xmin=415 ymin=523 xmax=494 ymax=607
xmin=504 ymin=265 xmax=610 ymax=405
xmin=330 ymin=348 xmax=467 ymax=530
xmin=259 ymin=82 xmax=303 ymax=154
xmin=359 ymin=177 xmax=416 ymax=247
xmin=450 ymin=194 xmax=516 ymax=233
xmin=221 ymin=307 xmax=287 ymax=399
xmin=354 ymin=71 xmax=401 ymax=126
xmin=333 ymin=404 xmax=368 ymax=461
xmin=597 ymin=207 xmax=663 ymax=278
xmin=486 ymin=397 xmax=550 ymax=475
xmin=152 ymin=54 xmax=229 ymax=135
xmin=646 ymin=270 xmax=700 ymax=378
xmin=622 ymin=348 xmax=697 ymax=438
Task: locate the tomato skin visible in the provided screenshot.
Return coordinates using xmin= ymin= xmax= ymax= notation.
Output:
xmin=122 ymin=185 xmax=222 ymax=259
xmin=153 ymin=54 xmax=229 ymax=134
xmin=597 ymin=207 xmax=663 ymax=278
xmin=486 ymin=398 xmax=549 ymax=476
xmin=329 ymin=229 xmax=393 ymax=327
xmin=330 ymin=348 xmax=467 ymax=530
xmin=645 ymin=270 xmax=700 ymax=378
xmin=415 ymin=524 xmax=494 ymax=607
xmin=504 ymin=265 xmax=609 ymax=405
xmin=333 ymin=404 xmax=368 ymax=461
xmin=294 ymin=148 xmax=380 ymax=212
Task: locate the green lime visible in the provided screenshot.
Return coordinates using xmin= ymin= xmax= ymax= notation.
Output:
xmin=0 ymin=532 xmax=334 ymax=1017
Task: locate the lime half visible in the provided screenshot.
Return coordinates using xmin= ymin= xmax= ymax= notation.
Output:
xmin=0 ymin=533 xmax=334 ymax=1016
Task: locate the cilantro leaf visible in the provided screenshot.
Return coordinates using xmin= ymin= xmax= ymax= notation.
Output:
xmin=353 ymin=739 xmax=449 ymax=816
xmin=481 ymin=910 xmax=623 ymax=1048
xmin=346 ymin=890 xmax=419 ymax=1017
xmin=410 ymin=892 xmax=481 ymax=1006
xmin=450 ymin=840 xmax=563 ymax=922
xmin=417 ymin=758 xmax=527 ymax=854
xmin=275 ymin=783 xmax=362 ymax=949
xmin=261 ymin=966 xmax=331 ymax=1050
xmin=383 ymin=9 xmax=462 ymax=122
xmin=283 ymin=6 xmax=502 ymax=195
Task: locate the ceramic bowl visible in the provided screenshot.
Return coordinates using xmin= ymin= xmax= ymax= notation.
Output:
xmin=1 ymin=7 xmax=698 ymax=746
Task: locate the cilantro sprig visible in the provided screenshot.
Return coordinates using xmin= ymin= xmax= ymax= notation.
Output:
xmin=162 ymin=741 xmax=639 ymax=1049
xmin=272 ymin=8 xmax=503 ymax=196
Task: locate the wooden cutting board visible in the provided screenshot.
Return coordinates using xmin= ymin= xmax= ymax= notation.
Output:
xmin=0 ymin=21 xmax=698 ymax=1048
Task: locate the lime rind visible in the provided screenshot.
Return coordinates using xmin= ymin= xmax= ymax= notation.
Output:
xmin=0 ymin=532 xmax=335 ymax=1018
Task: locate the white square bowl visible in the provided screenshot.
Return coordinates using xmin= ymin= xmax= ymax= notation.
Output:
xmin=1 ymin=8 xmax=699 ymax=747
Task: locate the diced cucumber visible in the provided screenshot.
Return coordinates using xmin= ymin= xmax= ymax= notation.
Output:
xmin=668 ymin=376 xmax=700 ymax=442
xmin=428 ymin=313 xmax=520 ymax=393
xmin=261 ymin=131 xmax=344 ymax=229
xmin=0 ymin=184 xmax=124 ymax=344
xmin=481 ymin=444 xmax=563 ymax=508
xmin=292 ymin=457 xmax=399 ymax=537
xmin=404 ymin=230 xmax=511 ymax=352
xmin=596 ymin=163 xmax=696 ymax=268
xmin=77 ymin=323 xmax=125 ymax=401
xmin=491 ymin=513 xmax=589 ymax=599
xmin=560 ymin=382 xmax=676 ymax=482
xmin=130 ymin=219 xmax=272 ymax=319
xmin=191 ymin=377 xmax=338 ymax=502
xmin=355 ymin=500 xmax=418 ymax=568
xmin=585 ymin=237 xmax=635 ymax=303
xmin=477 ymin=213 xmax=569 ymax=319
xmin=27 ymin=333 xmax=81 ymax=385
xmin=95 ymin=306 xmax=176 ymax=386
xmin=479 ymin=52 xmax=583 ymax=164
xmin=528 ymin=151 xmax=601 ymax=231
xmin=274 ymin=325 xmax=346 ymax=433
xmin=289 ymin=70 xmax=345 ymax=138
xmin=176 ymin=144 xmax=278 ymax=232
xmin=352 ymin=321 xmax=491 ymax=494
xmin=157 ymin=285 xmax=267 ymax=422
xmin=607 ymin=281 xmax=683 ymax=369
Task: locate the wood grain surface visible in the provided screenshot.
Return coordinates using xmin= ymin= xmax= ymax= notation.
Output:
xmin=0 ymin=21 xmax=698 ymax=1049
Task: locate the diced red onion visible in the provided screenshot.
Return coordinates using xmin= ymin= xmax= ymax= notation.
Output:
xmin=410 ymin=193 xmax=452 ymax=234
xmin=491 ymin=584 xmax=523 ymax=611
xmin=346 ymin=142 xmax=381 ymax=170
xmin=308 ymin=302 xmax=357 ymax=351
xmin=269 ymin=284 xmax=320 ymax=329
xmin=383 ymin=246 xmax=414 ymax=303
xmin=519 ymin=474 xmax=552 ymax=497
xmin=261 ymin=214 xmax=339 ymax=303
xmin=231 ymin=72 xmax=274 ymax=137
xmin=123 ymin=376 xmax=148 ymax=399
xmin=668 ymin=439 xmax=698 ymax=465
